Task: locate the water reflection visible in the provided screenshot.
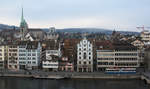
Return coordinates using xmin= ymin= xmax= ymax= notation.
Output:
xmin=0 ymin=77 xmax=149 ymax=89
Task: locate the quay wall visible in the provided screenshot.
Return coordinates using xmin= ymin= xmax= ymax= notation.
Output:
xmin=0 ymin=70 xmax=150 ymax=84
xmin=0 ymin=72 xmax=141 ymax=79
xmin=71 ymin=74 xmax=140 ymax=79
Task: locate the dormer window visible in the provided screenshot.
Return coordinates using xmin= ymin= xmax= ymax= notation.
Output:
xmin=100 ymin=46 xmax=103 ymax=48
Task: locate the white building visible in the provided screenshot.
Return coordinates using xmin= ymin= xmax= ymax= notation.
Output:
xmin=18 ymin=42 xmax=27 ymax=69
xmin=18 ymin=41 xmax=41 ymax=70
xmin=77 ymin=38 xmax=93 ymax=72
xmin=42 ymin=61 xmax=58 ymax=69
xmin=45 ymin=50 xmax=61 ymax=58
xmin=42 ymin=55 xmax=59 ymax=71
xmin=41 ymin=41 xmax=61 ymax=71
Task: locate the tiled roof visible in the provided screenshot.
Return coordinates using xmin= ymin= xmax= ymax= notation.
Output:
xmin=42 ymin=40 xmax=59 ymax=50
xmin=26 ymin=41 xmax=39 ymax=49
xmin=95 ymin=40 xmax=113 ymax=50
xmin=28 ymin=29 xmax=44 ymax=32
xmin=95 ymin=40 xmax=137 ymax=50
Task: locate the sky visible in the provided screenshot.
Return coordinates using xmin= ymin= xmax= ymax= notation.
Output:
xmin=0 ymin=0 xmax=150 ymax=31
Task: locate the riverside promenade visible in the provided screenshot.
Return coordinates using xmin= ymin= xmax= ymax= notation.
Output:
xmin=0 ymin=69 xmax=141 ymax=79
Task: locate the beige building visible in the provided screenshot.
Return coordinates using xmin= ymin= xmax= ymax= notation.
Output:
xmin=144 ymin=48 xmax=150 ymax=71
xmin=96 ymin=41 xmax=140 ymax=71
xmin=141 ymin=30 xmax=150 ymax=41
xmin=0 ymin=45 xmax=5 ymax=69
xmin=6 ymin=44 xmax=19 ymax=70
xmin=97 ymin=49 xmax=114 ymax=71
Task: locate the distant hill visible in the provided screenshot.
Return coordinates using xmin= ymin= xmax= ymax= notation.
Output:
xmin=0 ymin=24 xmax=18 ymax=31
xmin=57 ymin=28 xmax=112 ymax=33
xmin=56 ymin=28 xmax=139 ymax=35
xmin=0 ymin=24 xmax=139 ymax=35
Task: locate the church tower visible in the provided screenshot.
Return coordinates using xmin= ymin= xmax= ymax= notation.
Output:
xmin=20 ymin=8 xmax=28 ymax=40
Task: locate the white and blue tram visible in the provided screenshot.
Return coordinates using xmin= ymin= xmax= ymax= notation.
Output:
xmin=105 ymin=68 xmax=136 ymax=74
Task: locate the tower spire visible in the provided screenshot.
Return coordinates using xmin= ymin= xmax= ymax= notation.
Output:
xmin=20 ymin=7 xmax=28 ymax=28
xmin=20 ymin=7 xmax=28 ymax=41
xmin=21 ymin=7 xmax=24 ymax=22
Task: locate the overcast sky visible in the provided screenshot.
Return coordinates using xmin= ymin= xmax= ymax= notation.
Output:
xmin=0 ymin=0 xmax=150 ymax=31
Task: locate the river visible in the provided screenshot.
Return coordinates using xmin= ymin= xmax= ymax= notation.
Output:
xmin=0 ymin=77 xmax=149 ymax=89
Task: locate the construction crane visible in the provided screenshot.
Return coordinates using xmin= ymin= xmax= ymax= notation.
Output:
xmin=136 ymin=25 xmax=150 ymax=31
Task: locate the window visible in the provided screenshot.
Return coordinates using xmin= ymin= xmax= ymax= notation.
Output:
xmin=79 ymin=48 xmax=81 ymax=51
xmin=28 ymin=54 xmax=31 ymax=56
xmin=0 ymin=58 xmax=2 ymax=60
xmin=19 ymin=54 xmax=26 ymax=56
xmin=19 ymin=61 xmax=26 ymax=64
xmin=19 ymin=50 xmax=26 ymax=52
xmin=84 ymin=53 xmax=86 ymax=59
xmin=28 ymin=57 xmax=31 ymax=60
xmin=89 ymin=56 xmax=91 ymax=59
xmin=79 ymin=52 xmax=81 ymax=55
xmin=12 ymin=53 xmax=17 ymax=56
xmin=89 ymin=61 xmax=91 ymax=64
xmin=84 ymin=61 xmax=86 ymax=65
xmin=32 ymin=50 xmax=36 ymax=52
xmin=32 ymin=61 xmax=36 ymax=64
xmin=32 ymin=54 xmax=36 ymax=56
xmin=79 ymin=61 xmax=81 ymax=64
xmin=32 ymin=57 xmax=36 ymax=60
xmin=19 ymin=57 xmax=26 ymax=60
xmin=28 ymin=50 xmax=31 ymax=52
xmin=79 ymin=56 xmax=81 ymax=59
xmin=19 ymin=45 xmax=26 ymax=48
xmin=28 ymin=61 xmax=31 ymax=64
xmin=89 ymin=52 xmax=91 ymax=55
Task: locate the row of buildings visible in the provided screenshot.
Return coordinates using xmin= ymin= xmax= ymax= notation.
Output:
xmin=0 ymin=37 xmax=142 ymax=72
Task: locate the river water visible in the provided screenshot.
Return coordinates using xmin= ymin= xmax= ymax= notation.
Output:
xmin=0 ymin=77 xmax=149 ymax=89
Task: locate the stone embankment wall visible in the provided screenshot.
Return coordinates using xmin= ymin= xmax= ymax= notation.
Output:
xmin=0 ymin=70 xmax=141 ymax=79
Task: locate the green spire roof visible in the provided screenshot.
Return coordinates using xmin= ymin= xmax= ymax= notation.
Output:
xmin=20 ymin=7 xmax=28 ymax=28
